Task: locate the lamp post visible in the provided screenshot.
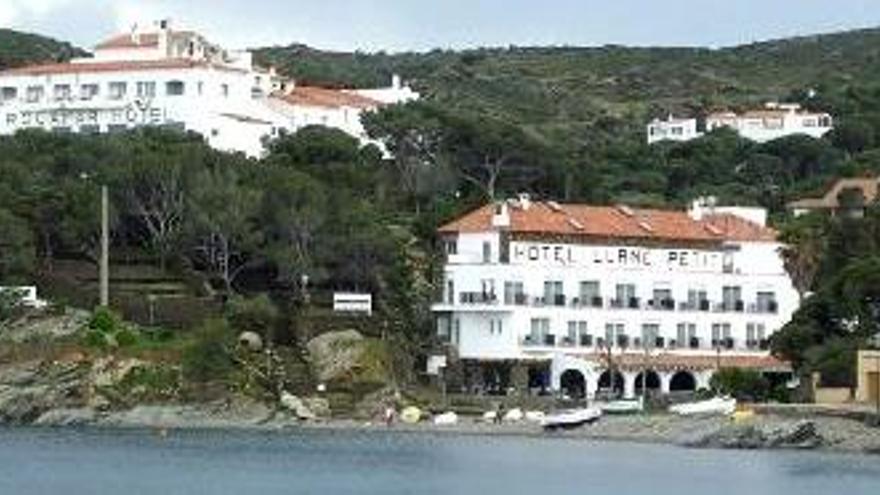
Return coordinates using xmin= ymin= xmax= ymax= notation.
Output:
xmin=81 ymin=173 xmax=110 ymax=308
xmin=99 ymin=184 xmax=109 ymax=308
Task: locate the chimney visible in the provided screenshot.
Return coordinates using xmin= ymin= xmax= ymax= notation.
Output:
xmin=157 ymin=18 xmax=172 ymax=57
xmin=492 ymin=202 xmax=510 ymax=229
xmin=689 ymin=196 xmax=716 ymax=221
xmin=517 ymin=193 xmax=531 ymax=211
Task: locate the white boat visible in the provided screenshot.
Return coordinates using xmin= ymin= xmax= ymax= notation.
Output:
xmin=503 ymin=407 xmax=524 ymax=422
xmin=524 ymin=411 xmax=546 ymax=423
xmin=433 ymin=411 xmax=458 ymax=425
xmin=482 ymin=410 xmax=497 ymax=423
xmin=598 ymin=398 xmax=644 ymax=415
xmin=669 ymin=397 xmax=736 ymax=416
xmin=541 ymin=407 xmax=602 ymax=430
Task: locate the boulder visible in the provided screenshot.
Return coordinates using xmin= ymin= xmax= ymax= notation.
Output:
xmin=306 ymin=330 xmax=366 ymax=382
xmin=237 ymin=332 xmax=264 ymax=352
xmin=301 ymin=397 xmax=331 ymax=418
xmin=765 ymin=420 xmax=823 ymax=449
xmin=280 ymin=391 xmax=316 ymax=420
xmin=681 ymin=420 xmax=823 ymax=450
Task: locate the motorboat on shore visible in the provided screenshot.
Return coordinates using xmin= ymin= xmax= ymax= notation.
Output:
xmin=669 ymin=396 xmax=736 ymax=416
xmin=541 ymin=407 xmax=602 ymax=430
xmin=598 ymin=398 xmax=644 ymax=415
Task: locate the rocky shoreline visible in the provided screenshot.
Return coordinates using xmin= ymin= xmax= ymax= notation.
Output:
xmin=2 ymin=353 xmax=879 ymax=455
xmin=6 ymin=400 xmax=879 ymax=456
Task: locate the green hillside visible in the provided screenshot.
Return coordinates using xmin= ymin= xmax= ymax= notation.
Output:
xmin=0 ymin=29 xmax=88 ymax=70
xmin=254 ymin=27 xmax=880 ymax=134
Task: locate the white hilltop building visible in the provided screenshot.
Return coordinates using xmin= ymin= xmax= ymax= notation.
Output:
xmin=432 ymin=195 xmax=798 ymax=399
xmin=0 ymin=19 xmax=419 ymax=156
xmin=706 ymin=103 xmax=833 ymax=143
xmin=647 ymin=103 xmax=833 ymax=145
xmin=647 ymin=115 xmax=703 ymax=144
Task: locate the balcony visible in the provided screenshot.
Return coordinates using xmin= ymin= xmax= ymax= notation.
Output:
xmin=649 ymin=298 xmax=676 ymax=311
xmin=748 ymin=301 xmax=779 ymax=314
xmin=459 ymin=292 xmax=498 ymax=305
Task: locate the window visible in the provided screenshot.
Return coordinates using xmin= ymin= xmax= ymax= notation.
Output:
xmin=52 ymin=126 xmax=72 ymax=133
xmin=528 ymin=318 xmax=551 ymax=346
xmin=221 ymin=84 xmax=229 ymax=97
xmin=722 ymin=286 xmax=742 ymax=311
xmin=25 ymin=85 xmax=44 ymax=103
xmin=711 ymin=323 xmax=732 ymax=348
xmin=756 ymin=291 xmax=777 ymax=313
xmin=543 ymin=281 xmax=564 ymax=306
xmin=489 ymin=319 xmax=503 ymax=336
xmin=504 ymin=281 xmax=525 ymax=305
xmin=79 ymin=125 xmax=100 ymax=134
xmin=108 ymin=82 xmax=127 ymax=100
xmin=677 ymin=322 xmax=697 ymax=348
xmin=197 ymin=81 xmax=204 ymax=95
xmin=579 ymin=281 xmax=601 ymax=307
xmin=1 ymin=86 xmax=18 ymax=102
xmin=137 ymin=81 xmax=156 ymax=98
xmin=443 ymin=239 xmax=457 ymax=255
xmin=107 ymin=124 xmax=128 ymax=133
xmin=445 ymin=276 xmax=454 ymax=304
xmin=165 ymin=80 xmax=185 ymax=96
xmin=453 ymin=318 xmax=460 ymax=345
xmin=480 ymin=279 xmax=496 ymax=300
xmin=482 ymin=241 xmax=492 ymax=263
xmin=436 ymin=316 xmax=451 ymax=341
xmin=605 ymin=323 xmax=626 ymax=348
xmin=79 ymin=84 xmax=99 ymax=100
xmin=641 ymin=324 xmax=660 ymax=349
xmin=53 ymin=84 xmax=71 ymax=101
xmin=687 ymin=288 xmax=709 ymax=310
xmin=615 ymin=283 xmax=637 ymax=308
xmin=746 ymin=323 xmax=766 ymax=349
xmin=652 ymin=287 xmax=673 ymax=310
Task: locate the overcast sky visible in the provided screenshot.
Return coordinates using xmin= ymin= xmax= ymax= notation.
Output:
xmin=2 ymin=0 xmax=880 ymax=52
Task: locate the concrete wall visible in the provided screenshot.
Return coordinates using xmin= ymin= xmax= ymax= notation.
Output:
xmin=856 ymin=350 xmax=880 ymax=404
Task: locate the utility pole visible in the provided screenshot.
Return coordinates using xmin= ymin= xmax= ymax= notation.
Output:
xmin=100 ymin=184 xmax=110 ymax=307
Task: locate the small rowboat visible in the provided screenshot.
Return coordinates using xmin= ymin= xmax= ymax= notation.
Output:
xmin=669 ymin=397 xmax=736 ymax=417
xmin=541 ymin=407 xmax=602 ymax=430
xmin=598 ymin=398 xmax=643 ymax=415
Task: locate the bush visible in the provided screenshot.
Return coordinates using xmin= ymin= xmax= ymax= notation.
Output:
xmin=115 ymin=328 xmax=139 ymax=348
xmin=710 ymin=368 xmax=770 ymax=401
xmin=182 ymin=318 xmax=235 ymax=383
xmin=89 ymin=307 xmax=122 ymax=334
xmin=226 ymin=294 xmax=279 ymax=340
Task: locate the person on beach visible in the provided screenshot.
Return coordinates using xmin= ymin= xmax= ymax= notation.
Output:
xmin=494 ymin=403 xmax=504 ymax=424
xmin=384 ymin=405 xmax=396 ymax=426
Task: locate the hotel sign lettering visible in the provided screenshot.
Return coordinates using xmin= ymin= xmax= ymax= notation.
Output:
xmin=3 ymin=101 xmax=169 ymax=129
xmin=511 ymin=242 xmax=729 ymax=273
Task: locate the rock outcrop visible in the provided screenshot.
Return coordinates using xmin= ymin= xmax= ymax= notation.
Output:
xmin=306 ymin=330 xmax=366 ymax=382
xmin=681 ymin=420 xmax=823 ymax=450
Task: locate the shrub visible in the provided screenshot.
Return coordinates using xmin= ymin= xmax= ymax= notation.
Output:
xmin=115 ymin=328 xmax=139 ymax=348
xmin=710 ymin=368 xmax=770 ymax=401
xmin=182 ymin=318 xmax=235 ymax=383
xmin=226 ymin=294 xmax=279 ymax=339
xmin=89 ymin=307 xmax=122 ymax=334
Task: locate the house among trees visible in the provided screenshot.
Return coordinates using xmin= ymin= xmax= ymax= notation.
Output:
xmin=646 ymin=115 xmax=703 ymax=144
xmin=706 ymin=102 xmax=833 ymax=143
xmin=787 ymin=177 xmax=879 ymax=218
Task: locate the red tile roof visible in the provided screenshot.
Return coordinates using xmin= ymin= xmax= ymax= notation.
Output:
xmin=787 ymin=177 xmax=879 ymax=210
xmin=0 ymin=58 xmax=245 ymax=76
xmin=438 ymin=201 xmax=777 ymax=243
xmin=278 ymin=86 xmax=381 ymax=109
xmin=94 ymin=33 xmax=160 ymax=50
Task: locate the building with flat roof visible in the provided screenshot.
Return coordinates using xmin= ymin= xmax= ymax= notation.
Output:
xmin=646 ymin=115 xmax=703 ymax=145
xmin=432 ymin=195 xmax=797 ymax=399
xmin=0 ymin=19 xmax=418 ymax=156
xmin=706 ymin=102 xmax=833 ymax=143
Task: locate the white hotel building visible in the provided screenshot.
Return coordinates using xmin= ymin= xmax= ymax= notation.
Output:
xmin=432 ymin=196 xmax=798 ymax=399
xmin=0 ymin=20 xmax=418 ymax=156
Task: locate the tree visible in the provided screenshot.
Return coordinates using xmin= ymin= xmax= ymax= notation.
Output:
xmin=830 ymin=118 xmax=876 ymax=156
xmin=187 ymin=156 xmax=262 ymax=293
xmin=0 ymin=208 xmax=34 ymax=283
xmin=778 ymin=213 xmax=827 ymax=301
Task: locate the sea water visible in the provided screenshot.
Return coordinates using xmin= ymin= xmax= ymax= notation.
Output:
xmin=1 ymin=427 xmax=878 ymax=495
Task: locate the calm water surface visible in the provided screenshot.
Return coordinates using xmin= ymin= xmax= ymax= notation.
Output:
xmin=1 ymin=427 xmax=879 ymax=494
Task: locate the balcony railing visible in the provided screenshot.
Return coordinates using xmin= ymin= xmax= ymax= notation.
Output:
xmin=450 ymin=292 xmax=780 ymax=315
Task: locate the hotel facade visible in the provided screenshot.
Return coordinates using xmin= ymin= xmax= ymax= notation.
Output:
xmin=0 ymin=20 xmax=418 ymax=156
xmin=432 ymin=196 xmax=798 ymax=399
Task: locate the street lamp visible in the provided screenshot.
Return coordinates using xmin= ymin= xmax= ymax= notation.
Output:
xmin=80 ymin=173 xmax=110 ymax=307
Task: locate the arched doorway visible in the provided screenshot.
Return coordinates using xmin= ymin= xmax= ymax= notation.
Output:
xmin=598 ymin=370 xmax=625 ymax=397
xmin=670 ymin=370 xmax=697 ymax=392
xmin=634 ymin=370 xmax=661 ymax=394
xmin=560 ymin=369 xmax=586 ymax=399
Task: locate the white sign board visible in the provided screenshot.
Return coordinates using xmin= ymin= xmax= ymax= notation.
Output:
xmin=333 ymin=292 xmax=372 ymax=315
